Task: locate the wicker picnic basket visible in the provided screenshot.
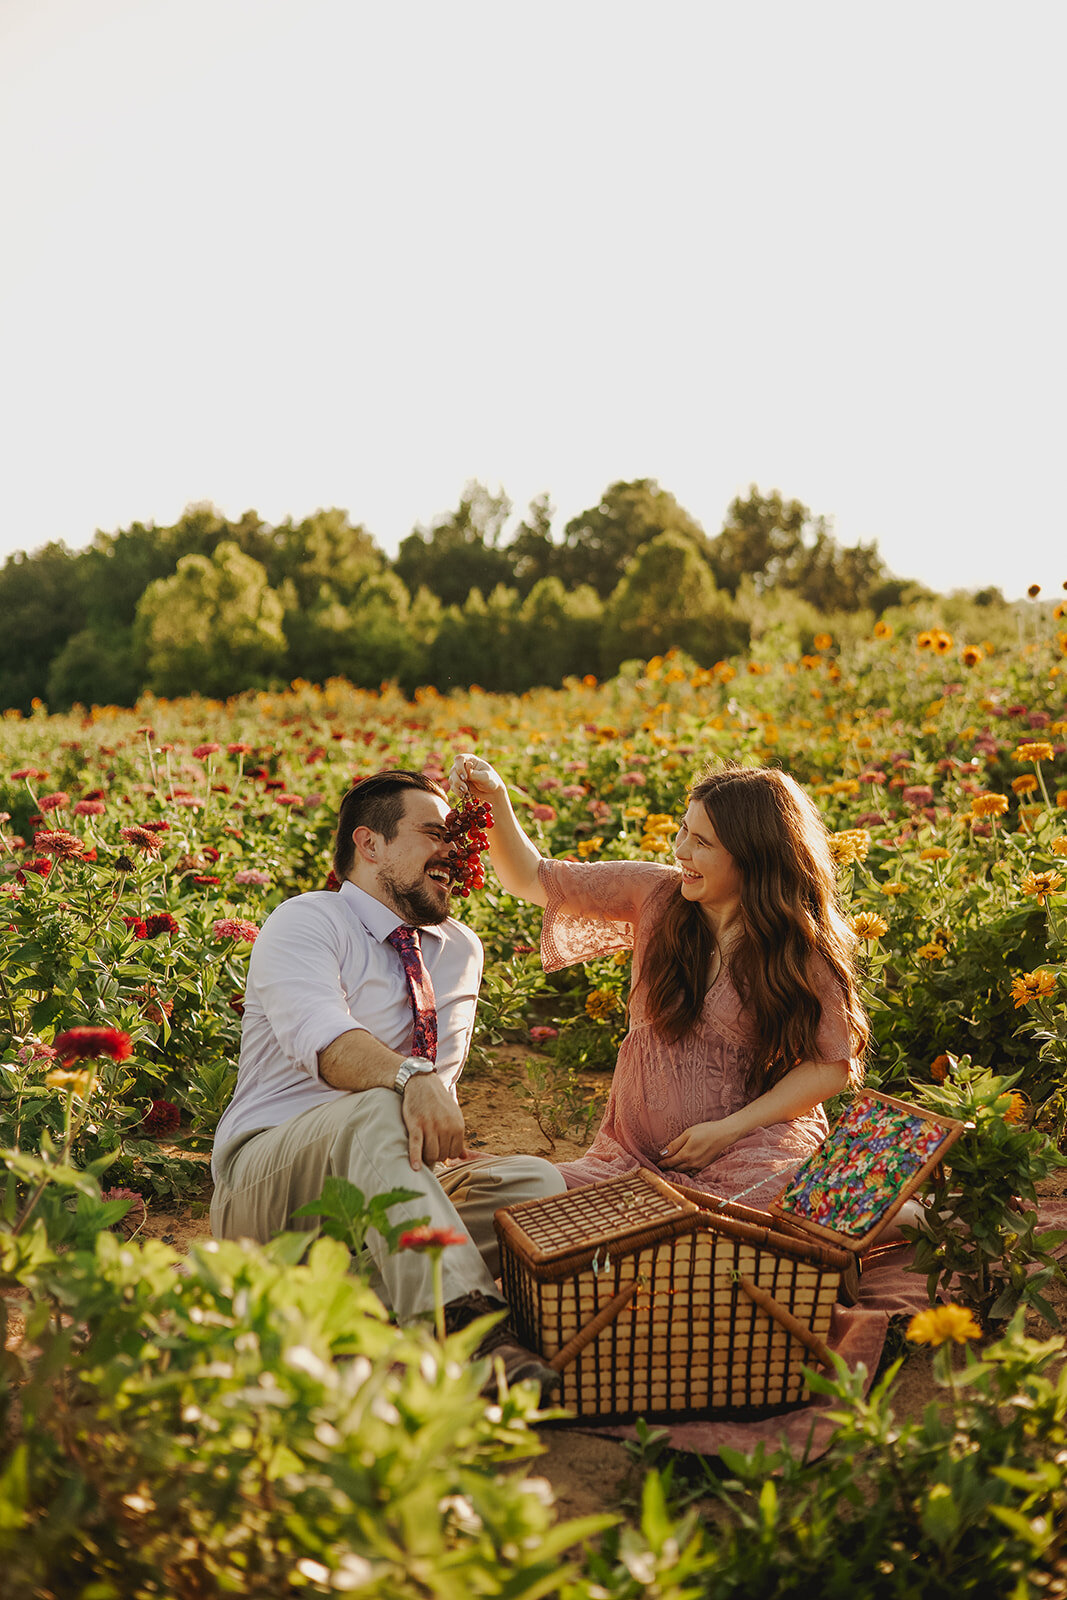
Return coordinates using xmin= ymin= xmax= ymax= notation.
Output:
xmin=495 ymin=1169 xmax=853 ymax=1422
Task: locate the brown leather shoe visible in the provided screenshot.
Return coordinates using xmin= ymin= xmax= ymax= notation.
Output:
xmin=443 ymin=1291 xmax=561 ymax=1406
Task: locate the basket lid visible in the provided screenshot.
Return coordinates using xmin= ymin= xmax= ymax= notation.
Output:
xmin=496 ymin=1168 xmax=702 ymax=1265
xmin=769 ymin=1089 xmax=966 ymax=1253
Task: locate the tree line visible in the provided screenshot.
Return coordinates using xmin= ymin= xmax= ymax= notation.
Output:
xmin=0 ymin=480 xmax=940 ymax=711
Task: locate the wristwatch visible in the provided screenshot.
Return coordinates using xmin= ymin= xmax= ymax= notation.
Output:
xmin=393 ymin=1055 xmax=437 ymax=1094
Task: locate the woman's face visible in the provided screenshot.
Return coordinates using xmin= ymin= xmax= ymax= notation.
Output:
xmin=674 ymin=800 xmax=743 ymax=918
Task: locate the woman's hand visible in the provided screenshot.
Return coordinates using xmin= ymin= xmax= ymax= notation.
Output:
xmin=659 ymin=1117 xmax=740 ymax=1174
xmin=448 ymin=752 xmax=508 ymax=804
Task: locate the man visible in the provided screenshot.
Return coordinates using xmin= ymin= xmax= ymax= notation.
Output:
xmin=210 ymin=769 xmax=566 ymax=1397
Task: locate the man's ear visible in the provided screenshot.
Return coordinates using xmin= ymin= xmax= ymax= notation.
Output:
xmin=351 ymin=825 xmax=380 ymax=864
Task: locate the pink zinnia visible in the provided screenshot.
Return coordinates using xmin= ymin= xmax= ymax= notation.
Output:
xmin=38 ymin=791 xmax=70 ymax=812
xmin=11 ymin=767 xmax=45 ymax=781
xmin=275 ymin=793 xmax=303 ymax=807
xmin=227 ymin=742 xmax=253 ymax=755
xmin=52 ymin=1026 xmax=133 ymax=1062
xmin=120 ymin=825 xmax=162 ymax=854
xmin=33 ymin=829 xmax=84 ymax=858
xmin=192 ymin=743 xmax=221 ymax=759
xmin=234 ymin=869 xmax=271 ymax=885
xmin=529 ymin=1025 xmax=559 ymax=1041
xmin=213 ymin=917 xmax=259 ymax=943
xmin=74 ymin=799 xmax=106 ymax=816
xmin=531 ymin=804 xmax=556 ymax=823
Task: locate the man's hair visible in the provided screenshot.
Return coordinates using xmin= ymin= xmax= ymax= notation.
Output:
xmin=333 ymin=770 xmax=449 ymax=878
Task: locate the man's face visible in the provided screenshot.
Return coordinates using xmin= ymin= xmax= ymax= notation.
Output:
xmin=372 ymin=790 xmax=452 ymax=925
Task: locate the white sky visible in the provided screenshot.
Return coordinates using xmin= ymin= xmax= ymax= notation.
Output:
xmin=0 ymin=1 xmax=1064 ymax=600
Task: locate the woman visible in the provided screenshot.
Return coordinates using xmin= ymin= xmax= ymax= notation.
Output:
xmin=450 ymin=755 xmax=868 ymax=1207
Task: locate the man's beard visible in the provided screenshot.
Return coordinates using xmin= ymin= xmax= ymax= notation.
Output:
xmin=378 ymin=868 xmax=450 ymax=927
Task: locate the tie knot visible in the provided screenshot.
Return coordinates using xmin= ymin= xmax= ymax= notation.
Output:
xmin=387 ymin=925 xmax=420 ymax=956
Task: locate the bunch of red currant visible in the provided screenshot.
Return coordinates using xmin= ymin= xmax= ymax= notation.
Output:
xmin=444 ymin=799 xmax=494 ymax=896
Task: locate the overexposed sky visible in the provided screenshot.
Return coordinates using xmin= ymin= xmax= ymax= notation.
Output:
xmin=0 ymin=1 xmax=1064 ymax=599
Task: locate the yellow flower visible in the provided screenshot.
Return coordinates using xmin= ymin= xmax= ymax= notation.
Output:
xmin=813 ymin=633 xmax=833 ymax=652
xmin=1010 ymin=970 xmax=1057 ymax=1008
xmin=850 ymin=912 xmax=888 ymax=940
xmin=961 ymin=645 xmax=983 ymax=667
xmin=576 ymin=837 xmax=603 ymax=858
xmin=585 ymin=988 xmax=621 ymax=1021
xmin=970 ymin=792 xmax=1009 ymax=818
xmin=881 ymin=882 xmax=908 ymax=896
xmin=906 ymin=1303 xmax=982 ymax=1347
xmin=1003 ymin=1092 xmax=1028 ymax=1125
xmin=1058 ymin=790 xmax=1067 ymax=809
xmin=916 ymin=942 xmax=947 ymax=960
xmin=873 ymin=620 xmax=893 ymax=640
xmin=916 ymin=630 xmax=936 ymax=651
xmin=932 ymin=631 xmax=954 ymax=655
xmin=919 ymin=847 xmax=951 ymax=862
xmin=1052 ymin=838 xmax=1067 ymax=857
xmin=829 ymin=829 xmax=871 ymax=865
xmin=1014 ymin=742 xmax=1055 ymax=763
xmin=1020 ymin=870 xmax=1065 ymax=904
xmin=45 ymin=1067 xmax=96 ymax=1101
xmin=1012 ymin=775 xmax=1039 ymax=796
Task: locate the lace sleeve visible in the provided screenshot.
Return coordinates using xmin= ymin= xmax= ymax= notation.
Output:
xmin=538 ymin=858 xmax=676 ymax=972
xmin=810 ymin=955 xmax=854 ymax=1065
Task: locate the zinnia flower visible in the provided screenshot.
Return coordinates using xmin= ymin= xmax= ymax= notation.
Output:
xmin=399 ymin=1226 xmax=467 ymax=1252
xmin=850 ymin=912 xmax=888 ymax=940
xmin=192 ymin=743 xmax=221 ymax=759
xmin=213 ymin=917 xmax=259 ymax=943
xmin=1052 ymin=838 xmax=1067 ymax=857
xmin=585 ymin=988 xmax=621 ymax=1020
xmin=873 ymin=620 xmax=893 ymax=640
xmin=881 ymin=881 xmax=907 ymax=896
xmin=813 ymin=633 xmax=833 ymax=651
xmin=828 ymin=829 xmax=871 ymax=865
xmin=970 ymin=793 xmax=1009 ymax=818
xmin=33 ymin=829 xmax=84 ymax=858
xmin=74 ymin=798 xmax=106 ymax=816
xmin=1014 ymin=742 xmax=1055 ymax=763
xmin=1020 ymin=870 xmax=1065 ymax=904
xmin=234 ymin=868 xmax=271 ymax=885
xmin=139 ymin=1099 xmax=181 ymax=1136
xmin=961 ymin=645 xmax=983 ymax=667
xmin=120 ymin=825 xmax=162 ymax=855
xmin=906 ymin=1304 xmax=982 ymax=1346
xmin=52 ymin=1026 xmax=132 ymax=1062
xmin=143 ymin=912 xmax=179 ymax=939
xmin=1002 ymin=1092 xmax=1028 ymax=1125
xmin=1012 ymin=775 xmax=1039 ymax=796
xmin=916 ymin=942 xmax=947 ymax=960
xmin=45 ymin=1066 xmax=96 ymax=1100
xmin=929 ymin=1053 xmax=954 ymax=1082
xmin=529 ymin=1025 xmax=559 ymax=1042
xmin=919 ymin=847 xmax=951 ymax=862
xmin=531 ymin=805 xmax=556 ymax=823
xmin=1010 ymin=971 xmax=1057 ymax=1008
xmin=37 ymin=791 xmax=69 ymax=812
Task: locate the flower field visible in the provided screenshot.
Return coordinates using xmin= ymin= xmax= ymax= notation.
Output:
xmin=2 ymin=617 xmax=1067 ymax=1595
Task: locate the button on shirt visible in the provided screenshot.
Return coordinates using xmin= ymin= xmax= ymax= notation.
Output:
xmin=211 ymin=882 xmax=483 ymax=1179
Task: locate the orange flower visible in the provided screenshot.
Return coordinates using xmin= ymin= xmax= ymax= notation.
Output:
xmin=1014 ymin=742 xmax=1055 ymax=763
xmin=970 ymin=793 xmax=1009 ymax=818
xmin=929 ymin=1053 xmax=954 ymax=1082
xmin=932 ymin=631 xmax=954 ymax=655
xmin=920 ymin=847 xmax=951 ymax=862
xmin=1010 ymin=970 xmax=1057 ymax=1008
xmin=1012 ymin=775 xmax=1039 ymax=796
xmin=873 ymin=620 xmax=893 ymax=640
xmin=813 ymin=633 xmax=833 ymax=652
xmin=1003 ymin=1092 xmax=1028 ymax=1125
xmin=907 ymin=1304 xmax=981 ymax=1346
xmin=1020 ymin=870 xmax=1065 ymax=904
xmin=849 ymin=912 xmax=888 ymax=940
xmin=917 ymin=942 xmax=947 ymax=961
xmin=961 ymin=645 xmax=983 ymax=667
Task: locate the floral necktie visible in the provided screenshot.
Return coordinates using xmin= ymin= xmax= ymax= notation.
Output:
xmin=386 ymin=925 xmax=438 ymax=1063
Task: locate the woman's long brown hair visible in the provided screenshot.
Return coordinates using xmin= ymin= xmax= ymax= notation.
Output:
xmin=641 ymin=765 xmax=868 ymax=1095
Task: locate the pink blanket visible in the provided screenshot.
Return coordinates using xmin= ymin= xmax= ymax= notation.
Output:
xmin=572 ymin=1199 xmax=1067 ymax=1458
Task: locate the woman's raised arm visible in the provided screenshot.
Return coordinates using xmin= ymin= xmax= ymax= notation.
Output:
xmin=449 ymin=754 xmax=549 ymax=908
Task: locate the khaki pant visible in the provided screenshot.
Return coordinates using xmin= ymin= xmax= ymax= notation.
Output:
xmin=210 ymin=1089 xmax=566 ymax=1322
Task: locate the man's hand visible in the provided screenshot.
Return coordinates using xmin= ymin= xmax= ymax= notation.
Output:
xmin=659 ymin=1117 xmax=740 ymax=1174
xmin=401 ymin=1074 xmax=466 ymax=1170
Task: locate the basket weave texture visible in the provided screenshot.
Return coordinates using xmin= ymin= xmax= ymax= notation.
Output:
xmin=495 ymin=1170 xmax=850 ymax=1422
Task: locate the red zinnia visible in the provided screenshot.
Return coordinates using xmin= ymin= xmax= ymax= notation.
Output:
xmin=194 ymin=874 xmax=221 ymax=885
xmin=139 ymin=1099 xmax=181 ymax=1136
xmin=399 ymin=1226 xmax=468 ymax=1252
xmin=143 ymin=912 xmax=180 ymax=939
xmin=38 ymin=792 xmax=70 ymax=812
xmin=11 ymin=767 xmax=45 ymax=781
xmin=120 ymin=825 xmax=162 ymax=855
xmin=74 ymin=799 xmax=106 ymax=816
xmin=192 ymin=743 xmax=221 ymax=759
xmin=122 ymin=915 xmax=149 ymax=938
xmin=52 ymin=1026 xmax=133 ymax=1062
xmin=16 ymin=857 xmax=52 ymax=882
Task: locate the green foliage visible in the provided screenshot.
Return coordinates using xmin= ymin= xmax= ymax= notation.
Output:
xmin=134 ymin=539 xmax=288 ymax=697
xmin=601 ymin=532 xmax=749 ymax=673
xmin=292 ymin=1175 xmax=427 ymax=1254
xmin=906 ymin=1058 xmax=1067 ymax=1325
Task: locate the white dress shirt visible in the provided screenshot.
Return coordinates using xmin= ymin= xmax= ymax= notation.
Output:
xmin=211 ymin=881 xmax=483 ymax=1177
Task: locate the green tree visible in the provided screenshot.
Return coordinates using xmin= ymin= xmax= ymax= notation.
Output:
xmin=268 ymin=509 xmax=383 ymax=609
xmin=708 ymin=486 xmax=812 ymax=596
xmin=134 ymin=541 xmax=287 ymax=698
xmin=601 ymin=532 xmax=748 ymax=673
xmin=46 ymin=626 xmax=140 ymax=711
xmin=512 ymin=576 xmax=603 ymax=686
xmin=505 ymin=493 xmax=558 ymax=596
xmin=0 ymin=542 xmax=84 ymax=713
xmin=560 ymin=479 xmax=710 ymax=598
xmin=393 ymin=482 xmax=514 ymax=607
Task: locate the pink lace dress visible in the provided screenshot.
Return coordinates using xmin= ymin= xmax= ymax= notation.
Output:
xmin=539 ymin=858 xmax=854 ymax=1208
